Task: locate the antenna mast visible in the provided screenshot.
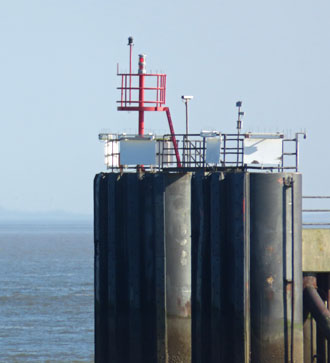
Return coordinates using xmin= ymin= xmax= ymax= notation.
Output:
xmin=116 ymin=37 xmax=182 ymax=167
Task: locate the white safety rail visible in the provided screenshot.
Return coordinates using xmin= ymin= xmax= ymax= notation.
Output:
xmin=98 ymin=132 xmax=303 ymax=172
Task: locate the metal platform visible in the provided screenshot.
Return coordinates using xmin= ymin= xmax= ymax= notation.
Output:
xmin=99 ymin=131 xmax=304 ymax=172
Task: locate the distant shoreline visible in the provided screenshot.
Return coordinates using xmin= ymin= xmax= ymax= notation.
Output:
xmin=0 ymin=219 xmax=93 ymax=233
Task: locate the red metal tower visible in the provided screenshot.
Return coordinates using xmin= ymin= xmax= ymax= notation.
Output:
xmin=117 ymin=37 xmax=182 ymax=167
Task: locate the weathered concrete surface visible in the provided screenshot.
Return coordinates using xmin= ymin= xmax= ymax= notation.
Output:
xmin=302 ymin=229 xmax=330 ymax=272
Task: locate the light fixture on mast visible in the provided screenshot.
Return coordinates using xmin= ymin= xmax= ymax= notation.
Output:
xmin=181 ymin=95 xmax=194 ymax=136
xmin=116 ymin=37 xmax=182 ymax=167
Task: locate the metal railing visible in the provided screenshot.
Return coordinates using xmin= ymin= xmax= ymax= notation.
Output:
xmin=100 ymin=132 xmax=301 ymax=172
xmin=117 ymin=73 xmax=167 ymax=108
xmin=303 ymin=196 xmax=330 ymax=227
xmin=159 ymin=133 xmax=245 ymax=169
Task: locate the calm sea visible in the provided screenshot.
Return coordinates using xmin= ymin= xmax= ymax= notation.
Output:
xmin=0 ymin=222 xmax=94 ymax=362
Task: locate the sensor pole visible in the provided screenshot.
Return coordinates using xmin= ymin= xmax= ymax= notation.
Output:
xmin=185 ymin=100 xmax=189 ymax=136
xmin=236 ymin=101 xmax=244 ymax=166
xmin=138 ymin=54 xmax=146 ymax=135
xmin=181 ymin=96 xmax=193 ymax=136
xmin=128 ymin=36 xmax=134 ymax=104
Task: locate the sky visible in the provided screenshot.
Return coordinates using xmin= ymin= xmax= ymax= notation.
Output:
xmin=0 ymin=0 xmax=329 ymax=216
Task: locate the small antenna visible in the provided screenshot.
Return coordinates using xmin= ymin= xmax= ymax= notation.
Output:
xmin=236 ymin=101 xmax=244 ymax=134
xmin=128 ymin=36 xmax=134 ymax=104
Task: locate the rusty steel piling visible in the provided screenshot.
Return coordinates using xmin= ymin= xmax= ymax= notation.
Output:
xmin=165 ymin=173 xmax=192 ymax=363
xmin=94 ymin=171 xmax=304 ymax=363
xmin=250 ymin=173 xmax=303 ymax=363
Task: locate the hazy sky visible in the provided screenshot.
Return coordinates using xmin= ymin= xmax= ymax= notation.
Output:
xmin=1 ymin=0 xmax=329 ymax=215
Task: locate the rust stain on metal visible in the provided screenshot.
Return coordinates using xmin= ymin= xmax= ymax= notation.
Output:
xmin=277 ymin=177 xmax=283 ymax=185
xmin=286 ymin=282 xmax=292 ymax=293
xmin=265 ymin=276 xmax=275 ymax=300
xmin=176 ymin=298 xmax=191 ymax=317
xmin=303 ymin=275 xmax=317 ymax=289
xmin=266 ymin=246 xmax=274 ymax=254
xmin=266 ymin=289 xmax=275 ymax=300
xmin=185 ymin=300 xmax=191 ymax=317
xmin=266 ymin=276 xmax=274 ymax=286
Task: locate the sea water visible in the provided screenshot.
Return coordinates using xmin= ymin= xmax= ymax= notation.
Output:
xmin=0 ymin=222 xmax=94 ymax=362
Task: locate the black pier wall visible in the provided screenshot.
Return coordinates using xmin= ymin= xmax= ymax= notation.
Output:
xmin=94 ymin=173 xmax=166 ymax=363
xmin=191 ymin=172 xmax=250 ymax=363
xmin=94 ymin=171 xmax=303 ymax=363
